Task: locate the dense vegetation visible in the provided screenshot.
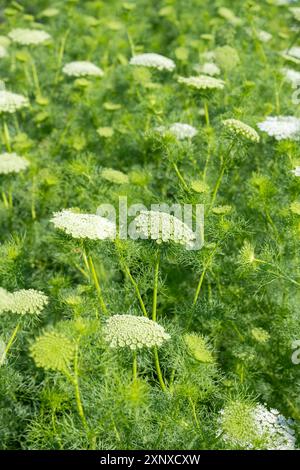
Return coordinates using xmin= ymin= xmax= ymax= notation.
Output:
xmin=0 ymin=0 xmax=300 ymax=450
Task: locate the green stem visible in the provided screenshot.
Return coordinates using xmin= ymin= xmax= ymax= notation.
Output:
xmin=1 ymin=322 xmax=21 ymax=363
xmin=209 ymin=142 xmax=234 ymax=209
xmin=153 ymin=346 xmax=167 ymax=392
xmin=172 ymin=162 xmax=190 ymax=192
xmin=203 ymin=131 xmax=213 ymax=181
xmin=152 ymin=251 xmax=160 ymax=321
xmin=193 ymin=248 xmax=217 ymax=307
xmin=72 ymin=344 xmax=88 ymax=430
xmin=30 ymin=55 xmax=41 ymax=98
xmin=209 ymin=163 xmax=226 ymax=209
xmin=255 ymin=258 xmax=300 ymax=286
xmin=3 ymin=119 xmax=11 ymax=152
xmin=81 ymin=243 xmax=91 ymax=276
xmin=123 ymin=263 xmax=148 ymax=317
xmin=132 ymin=351 xmax=137 ymax=382
xmin=203 ymin=100 xmax=210 ymax=127
xmin=54 ymin=30 xmax=70 ymax=85
xmin=2 ymin=191 xmax=9 ymax=209
xmin=88 ymin=255 xmax=108 ymax=315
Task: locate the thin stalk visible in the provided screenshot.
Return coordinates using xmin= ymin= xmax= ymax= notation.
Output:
xmin=203 ymin=130 xmax=213 ymax=181
xmin=81 ymin=243 xmax=91 ymax=276
xmin=209 ymin=162 xmax=226 ymax=209
xmin=2 ymin=119 xmax=11 ymax=152
xmin=255 ymin=258 xmax=300 ymax=287
xmin=54 ymin=30 xmax=70 ymax=85
xmin=30 ymin=55 xmax=41 ymax=98
xmin=152 ymin=251 xmax=160 ymax=321
xmin=72 ymin=344 xmax=88 ymax=430
xmin=132 ymin=351 xmax=137 ymax=382
xmin=2 ymin=191 xmax=9 ymax=209
xmin=31 ymin=176 xmax=36 ymax=220
xmin=153 ymin=347 xmax=167 ymax=392
xmin=192 ymin=248 xmax=217 ymax=307
xmin=203 ymin=99 xmax=210 ymax=127
xmin=88 ymin=255 xmax=108 ymax=315
xmin=123 ymin=263 xmax=148 ymax=317
xmin=1 ymin=322 xmax=21 ymax=363
xmin=209 ymin=142 xmax=234 ymax=210
xmin=172 ymin=162 xmax=190 ymax=192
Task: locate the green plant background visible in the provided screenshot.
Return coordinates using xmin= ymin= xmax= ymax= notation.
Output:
xmin=0 ymin=0 xmax=300 ymax=450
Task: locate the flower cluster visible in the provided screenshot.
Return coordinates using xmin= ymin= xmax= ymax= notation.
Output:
xmin=282 ymin=67 xmax=300 ymax=85
xmin=103 ymin=314 xmax=170 ymax=350
xmin=0 ymin=90 xmax=29 ymax=113
xmin=101 ymin=168 xmax=129 ymax=184
xmin=134 ymin=210 xmax=197 ymax=249
xmin=0 ymin=152 xmax=30 ymax=174
xmin=291 ymin=166 xmax=300 ymax=176
xmin=195 ymin=62 xmax=221 ymax=76
xmin=223 ymin=119 xmax=260 ymax=143
xmin=30 ymin=332 xmax=75 ymax=372
xmin=51 ymin=209 xmax=116 ymax=240
xmin=0 ymin=288 xmax=48 ymax=315
xmin=0 ymin=45 xmax=7 ymax=58
xmin=257 ymin=116 xmax=300 ymax=140
xmin=184 ymin=333 xmax=214 ymax=363
xmin=8 ymin=29 xmax=51 ymax=46
xmin=156 ymin=123 xmax=198 ymax=140
xmin=129 ymin=53 xmax=175 ymax=71
xmin=218 ymin=401 xmax=296 ymax=450
xmin=178 ymin=75 xmax=225 ymax=90
xmin=62 ymin=61 xmax=104 ymax=77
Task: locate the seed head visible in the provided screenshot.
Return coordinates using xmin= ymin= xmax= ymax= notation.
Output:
xmin=218 ymin=401 xmax=296 ymax=450
xmin=178 ymin=75 xmax=225 ymax=90
xmin=30 ymin=332 xmax=75 ymax=372
xmin=104 ymin=314 xmax=170 ymax=350
xmin=223 ymin=119 xmax=260 ymax=143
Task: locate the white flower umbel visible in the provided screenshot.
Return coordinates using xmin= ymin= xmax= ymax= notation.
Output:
xmin=8 ymin=28 xmax=51 ymax=46
xmin=178 ymin=75 xmax=225 ymax=90
xmin=134 ymin=210 xmax=197 ymax=249
xmin=169 ymin=123 xmax=198 ymax=140
xmin=104 ymin=314 xmax=170 ymax=350
xmin=9 ymin=289 xmax=48 ymax=315
xmin=286 ymin=47 xmax=300 ymax=60
xmin=156 ymin=123 xmax=198 ymax=140
xmin=291 ymin=166 xmax=300 ymax=176
xmin=0 ymin=152 xmax=30 ymax=174
xmin=129 ymin=53 xmax=175 ymax=71
xmin=62 ymin=61 xmax=104 ymax=77
xmin=0 ymin=90 xmax=29 ymax=113
xmin=257 ymin=116 xmax=300 ymax=141
xmin=218 ymin=402 xmax=296 ymax=450
xmin=223 ymin=119 xmax=260 ymax=143
xmin=0 ymin=288 xmax=48 ymax=315
xmin=282 ymin=68 xmax=300 ymax=85
xmin=282 ymin=46 xmax=300 ymax=63
xmin=0 ymin=45 xmax=7 ymax=58
xmin=51 ymin=209 xmax=116 ymax=240
xmin=195 ymin=62 xmax=221 ymax=76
